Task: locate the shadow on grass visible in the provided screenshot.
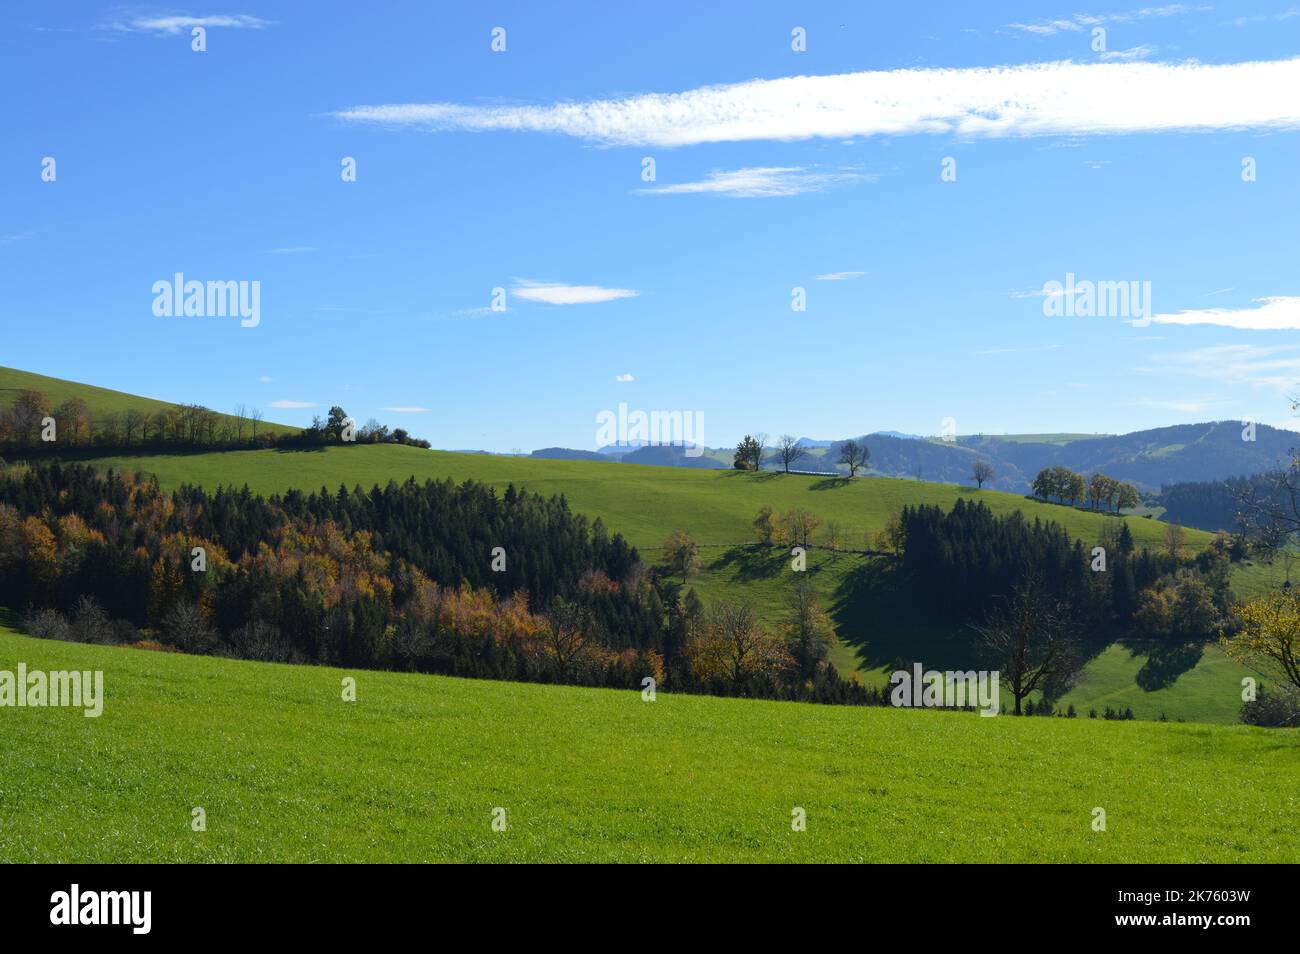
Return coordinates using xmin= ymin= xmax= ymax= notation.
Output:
xmin=1130 ymin=641 xmax=1206 ymax=691
xmin=707 ymin=545 xmax=790 ymax=583
xmin=829 ymin=559 xmax=985 ymax=671
xmin=717 ymin=469 xmax=787 ymax=482
xmin=809 ymin=477 xmax=853 ymax=491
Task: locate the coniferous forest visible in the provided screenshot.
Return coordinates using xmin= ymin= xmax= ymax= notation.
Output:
xmin=0 ymin=461 xmax=878 ymax=705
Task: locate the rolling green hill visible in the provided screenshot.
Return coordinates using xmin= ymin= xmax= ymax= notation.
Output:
xmin=1 ymin=626 xmax=1295 ymax=863
xmin=977 ymin=433 xmax=1108 ymax=446
xmin=75 ymin=444 xmax=1284 ymax=722
xmin=0 ymin=366 xmax=297 ymax=437
xmin=85 ymin=444 xmax=1206 ymax=553
xmin=79 ymin=441 xmax=1214 ymax=628
xmin=2 ymin=368 xmax=1285 ymax=726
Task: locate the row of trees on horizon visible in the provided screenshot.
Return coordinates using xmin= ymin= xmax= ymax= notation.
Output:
xmin=1031 ymin=465 xmax=1141 ymax=512
xmin=733 ymin=433 xmax=1001 ymax=489
xmin=0 ymin=389 xmax=430 ymax=453
xmin=734 ymin=433 xmax=875 ymax=476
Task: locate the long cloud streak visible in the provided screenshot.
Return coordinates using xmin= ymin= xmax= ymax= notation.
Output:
xmin=334 ymin=58 xmax=1300 ymax=147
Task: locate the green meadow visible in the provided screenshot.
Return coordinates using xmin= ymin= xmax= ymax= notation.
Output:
xmin=2 ymin=389 xmax=1295 ymax=864
xmin=1 ymin=626 xmax=1295 ymax=863
xmin=0 ymin=366 xmax=297 ymax=437
xmin=87 ymin=444 xmax=1203 ymax=553
xmin=80 ymin=444 xmax=1282 ymax=723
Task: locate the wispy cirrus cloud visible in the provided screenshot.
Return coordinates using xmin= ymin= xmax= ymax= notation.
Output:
xmin=1099 ymin=45 xmax=1158 ymax=61
xmin=614 ymin=373 xmax=635 ymax=382
xmin=1142 ymin=344 xmax=1300 ymax=391
xmin=635 ymin=166 xmax=870 ymax=197
xmin=512 ymin=279 xmax=638 ymax=306
xmin=1152 ymin=296 xmax=1300 ymax=330
xmin=1009 ymin=285 xmax=1072 ymax=299
xmin=974 ymin=344 xmax=1063 ymax=356
xmin=332 ymin=56 xmax=1300 ymax=148
xmin=445 ymin=306 xmax=500 ymax=317
xmin=1007 ymin=4 xmax=1205 ymax=36
xmin=265 ymin=246 xmax=317 ymax=254
xmin=1135 ymin=397 xmax=1221 ymax=413
xmin=383 ymin=406 xmax=429 ymax=413
xmin=1232 ymin=8 xmax=1300 ymax=27
xmin=815 ymin=271 xmax=866 ymax=281
xmin=103 ymin=13 xmax=273 ymax=35
xmin=268 ymin=399 xmax=316 ymax=409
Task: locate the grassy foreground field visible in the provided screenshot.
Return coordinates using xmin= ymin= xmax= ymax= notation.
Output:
xmin=1 ymin=626 xmax=1296 ymax=863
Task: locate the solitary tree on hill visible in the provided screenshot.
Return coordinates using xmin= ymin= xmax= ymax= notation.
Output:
xmin=838 ymin=439 xmax=870 ymax=477
xmin=734 ymin=434 xmax=763 ymax=471
xmin=662 ymin=529 xmax=700 ymax=583
xmin=975 ymin=578 xmax=1082 ymax=716
xmin=773 ymin=435 xmax=806 ymax=473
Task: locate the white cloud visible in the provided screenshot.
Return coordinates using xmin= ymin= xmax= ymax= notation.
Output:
xmin=268 ymin=399 xmax=316 ymax=409
xmin=105 ymin=14 xmax=272 ymax=35
xmin=512 ymin=279 xmax=638 ymax=306
xmin=446 ymin=306 xmax=500 ymax=317
xmin=1143 ymin=344 xmax=1300 ymax=391
xmin=266 ymin=246 xmax=317 ymax=254
xmin=383 ymin=406 xmax=430 ymax=413
xmin=816 ymin=271 xmax=866 ymax=281
xmin=1010 ymin=285 xmax=1075 ymax=299
xmin=257 ymin=375 xmax=273 ymax=383
xmin=1152 ymin=296 xmax=1300 ymax=330
xmin=614 ymin=373 xmax=634 ymax=382
xmin=1008 ymin=4 xmax=1203 ymax=35
xmin=636 ymin=166 xmax=870 ymax=197
xmin=974 ymin=344 xmax=1063 ymax=356
xmin=332 ymin=56 xmax=1300 ymax=147
xmin=1099 ymin=46 xmax=1157 ymax=61
xmin=1233 ymin=8 xmax=1300 ymax=26
xmin=1136 ymin=397 xmax=1220 ymax=413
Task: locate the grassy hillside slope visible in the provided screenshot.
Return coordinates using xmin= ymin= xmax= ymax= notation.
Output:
xmin=87 ymin=444 xmax=1209 ymax=552
xmin=78 ymin=445 xmax=1282 ymax=722
xmin=0 ymin=366 xmax=296 ymax=437
xmin=1 ymin=627 xmax=1295 ymax=863
xmin=1055 ymin=644 xmax=1255 ymax=723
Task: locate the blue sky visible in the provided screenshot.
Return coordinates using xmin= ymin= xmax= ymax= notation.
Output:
xmin=4 ymin=2 xmax=1300 ymax=451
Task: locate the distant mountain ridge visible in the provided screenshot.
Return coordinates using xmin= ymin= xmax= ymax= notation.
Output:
xmin=532 ymin=447 xmax=611 ymax=462
xmin=870 ymin=430 xmax=926 ymax=441
xmin=819 ymin=422 xmax=1297 ymax=493
xmin=5 ymin=368 xmax=1294 ymax=493
xmin=529 ymin=422 xmax=1297 ymax=492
